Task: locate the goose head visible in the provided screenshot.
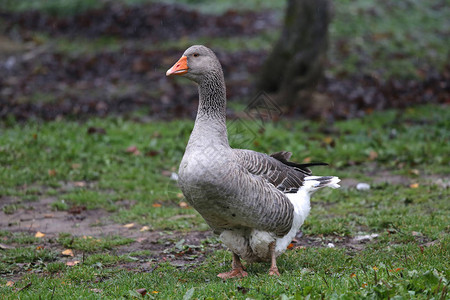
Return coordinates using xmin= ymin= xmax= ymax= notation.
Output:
xmin=166 ymin=45 xmax=222 ymax=84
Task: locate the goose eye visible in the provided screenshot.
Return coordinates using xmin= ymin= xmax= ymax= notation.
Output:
xmin=193 ymin=53 xmax=199 ymax=57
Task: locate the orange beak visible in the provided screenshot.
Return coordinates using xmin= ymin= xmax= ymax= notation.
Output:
xmin=166 ymin=56 xmax=188 ymax=76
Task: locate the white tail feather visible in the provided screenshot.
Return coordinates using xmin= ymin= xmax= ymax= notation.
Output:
xmin=303 ymin=176 xmax=341 ymax=193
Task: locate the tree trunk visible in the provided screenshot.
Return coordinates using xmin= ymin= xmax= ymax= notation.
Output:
xmin=257 ymin=0 xmax=331 ymax=111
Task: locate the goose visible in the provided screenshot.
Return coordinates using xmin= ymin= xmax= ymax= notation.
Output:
xmin=166 ymin=45 xmax=340 ymax=279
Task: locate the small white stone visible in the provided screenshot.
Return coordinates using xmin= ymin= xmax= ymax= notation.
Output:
xmin=327 ymin=243 xmax=335 ymax=248
xmin=356 ymin=183 xmax=371 ymax=190
xmin=170 ymin=172 xmax=179 ymax=181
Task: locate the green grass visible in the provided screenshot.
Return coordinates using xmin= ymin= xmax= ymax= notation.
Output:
xmin=330 ymin=0 xmax=450 ymax=78
xmin=0 ymin=104 xmax=449 ymax=298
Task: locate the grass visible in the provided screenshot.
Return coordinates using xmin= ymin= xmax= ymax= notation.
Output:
xmin=0 ymin=104 xmax=449 ymax=298
xmin=329 ymin=0 xmax=449 ymax=78
xmin=0 ymin=0 xmax=449 ymax=298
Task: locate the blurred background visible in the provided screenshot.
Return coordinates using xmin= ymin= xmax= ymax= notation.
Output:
xmin=0 ymin=0 xmax=448 ymax=121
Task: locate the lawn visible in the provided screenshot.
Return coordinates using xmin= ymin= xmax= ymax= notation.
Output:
xmin=0 ymin=0 xmax=449 ymax=298
xmin=1 ymin=104 xmax=449 ymax=299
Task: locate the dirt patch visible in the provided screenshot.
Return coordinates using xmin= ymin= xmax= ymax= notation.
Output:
xmin=340 ymin=173 xmax=450 ymax=188
xmin=1 ymin=3 xmax=279 ymax=39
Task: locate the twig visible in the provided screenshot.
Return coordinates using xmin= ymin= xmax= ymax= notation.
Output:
xmin=17 ymin=282 xmax=32 ymax=292
xmin=320 ymin=274 xmax=329 ymax=288
xmin=50 ymin=286 xmax=56 ymax=300
xmin=440 ymin=285 xmax=447 ymax=300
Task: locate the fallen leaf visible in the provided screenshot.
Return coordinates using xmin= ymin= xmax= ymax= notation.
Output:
xmin=126 ymin=145 xmax=140 ymax=155
xmin=140 ymin=226 xmax=150 ymax=232
xmin=145 ymin=150 xmax=159 ymax=157
xmin=48 ymin=169 xmax=56 ymax=177
xmin=410 ymin=183 xmax=419 ymax=188
xmin=6 ymin=281 xmax=14 ymax=287
xmin=126 ymin=145 xmax=137 ymax=153
xmin=0 ymin=243 xmax=14 ymax=250
xmin=36 ymin=245 xmax=44 ymax=250
xmin=66 ymin=261 xmax=80 ymax=266
xmin=68 ymin=205 xmax=86 ymax=215
xmin=287 ymin=243 xmax=294 ymax=249
xmin=179 ymin=201 xmax=189 ymax=208
xmin=123 ymin=223 xmax=135 ymax=228
xmin=62 ymin=249 xmax=74 ymax=257
xmin=302 ymin=157 xmax=311 ymax=163
xmin=323 ymin=136 xmax=334 ymax=145
xmin=152 ymin=291 xmax=159 ymax=294
xmin=87 ymin=127 xmax=106 ymax=135
xmin=368 ymin=150 xmax=378 ymax=160
xmin=73 ymin=181 xmax=86 ymax=187
xmin=152 ymin=203 xmax=162 ymax=208
xmin=350 ymin=273 xmax=356 ymax=278
xmin=176 ymin=193 xmax=184 ymax=199
xmin=136 ymin=237 xmax=146 ymax=243
xmin=372 ymin=266 xmax=378 ymax=271
xmin=44 ymin=214 xmax=54 ymax=218
xmin=237 ymin=286 xmax=249 ymax=294
xmin=409 ymin=169 xmax=420 ymax=175
xmin=35 ymin=231 xmax=45 ymax=238
xmin=136 ymin=288 xmax=147 ymax=296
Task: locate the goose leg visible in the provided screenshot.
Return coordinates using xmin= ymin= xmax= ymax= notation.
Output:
xmin=217 ymin=252 xmax=248 ymax=279
xmin=268 ymin=242 xmax=280 ymax=276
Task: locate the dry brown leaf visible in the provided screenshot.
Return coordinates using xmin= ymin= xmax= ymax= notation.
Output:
xmin=71 ymin=163 xmax=81 ymax=169
xmin=6 ymin=281 xmax=14 ymax=287
xmin=136 ymin=237 xmax=146 ymax=243
xmin=323 ymin=136 xmax=334 ymax=144
xmin=136 ymin=288 xmax=147 ymax=296
xmin=140 ymin=226 xmax=150 ymax=232
xmin=368 ymin=150 xmax=378 ymax=160
xmin=66 ymin=260 xmax=80 ymax=266
xmin=73 ymin=181 xmax=86 ymax=187
xmin=48 ymin=169 xmax=56 ymax=177
xmin=287 ymin=243 xmax=294 ymax=249
xmin=36 ymin=245 xmax=44 ymax=250
xmin=152 ymin=203 xmax=162 ymax=208
xmin=44 ymin=214 xmax=54 ymax=218
xmin=410 ymin=183 xmax=419 ymax=189
xmin=409 ymin=169 xmax=420 ymax=175
xmin=62 ymin=249 xmax=74 ymax=257
xmin=302 ymin=157 xmax=311 ymax=163
xmin=176 ymin=193 xmax=184 ymax=199
xmin=179 ymin=201 xmax=189 ymax=208
xmin=126 ymin=146 xmax=140 ymax=155
xmin=35 ymin=231 xmax=45 ymax=238
xmin=123 ymin=223 xmax=135 ymax=228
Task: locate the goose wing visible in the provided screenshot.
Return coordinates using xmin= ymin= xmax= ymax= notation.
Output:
xmin=235 ymin=149 xmax=327 ymax=193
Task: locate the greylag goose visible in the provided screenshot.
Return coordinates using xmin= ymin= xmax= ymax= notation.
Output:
xmin=166 ymin=45 xmax=340 ymax=279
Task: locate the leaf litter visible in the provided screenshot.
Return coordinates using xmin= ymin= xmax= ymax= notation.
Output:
xmin=0 ymin=2 xmax=448 ymax=121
